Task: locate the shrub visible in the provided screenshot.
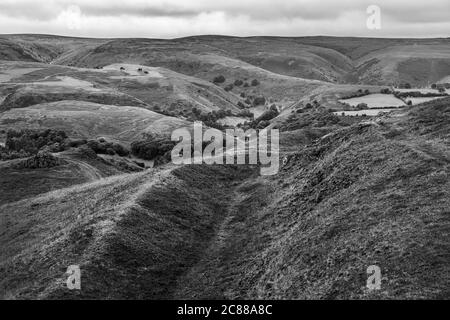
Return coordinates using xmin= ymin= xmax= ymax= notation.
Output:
xmin=253 ymin=97 xmax=266 ymax=106
xmin=66 ymin=139 xmax=87 ymax=148
xmin=5 ymin=129 xmax=68 ymax=154
xmin=213 ymin=75 xmax=226 ymax=84
xmin=251 ymin=79 xmax=260 ymax=86
xmin=12 ymin=151 xmax=63 ymax=169
xmin=256 ymin=106 xmax=279 ymax=122
xmin=234 ymin=80 xmax=243 ymax=86
xmin=224 ymin=84 xmax=234 ymax=92
xmin=86 ymin=139 xmax=129 ymax=156
xmin=131 ymin=137 xmax=176 ymax=161
xmin=356 ymin=103 xmax=368 ymax=110
xmin=256 ymin=120 xmax=271 ymax=129
xmin=237 ymin=109 xmax=253 ymax=118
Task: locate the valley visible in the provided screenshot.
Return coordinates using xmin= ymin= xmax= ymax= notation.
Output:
xmin=0 ymin=34 xmax=449 ymax=300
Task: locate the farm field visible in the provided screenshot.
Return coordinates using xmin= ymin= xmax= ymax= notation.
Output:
xmin=339 ymin=93 xmax=405 ymax=108
xmin=334 ymin=109 xmax=397 ymax=116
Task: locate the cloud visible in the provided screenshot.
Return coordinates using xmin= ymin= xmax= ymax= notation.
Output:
xmin=0 ymin=0 xmax=448 ymax=38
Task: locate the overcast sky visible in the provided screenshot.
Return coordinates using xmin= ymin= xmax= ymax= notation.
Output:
xmin=0 ymin=0 xmax=449 ymax=38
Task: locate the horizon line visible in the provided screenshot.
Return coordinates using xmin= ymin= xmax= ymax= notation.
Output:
xmin=1 ymin=33 xmax=449 ymax=41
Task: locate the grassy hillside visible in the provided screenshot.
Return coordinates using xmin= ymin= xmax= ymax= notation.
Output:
xmin=0 ymin=34 xmax=449 ymax=300
xmin=176 ymin=99 xmax=450 ymax=299
xmin=0 ymin=147 xmax=133 ymax=205
xmin=1 ymin=99 xmax=448 ymax=299
xmin=2 ymin=35 xmax=448 ymax=87
xmin=0 ymin=165 xmax=257 ymax=299
xmin=0 ymin=60 xmax=245 ymax=118
xmin=0 ymin=100 xmax=189 ymax=145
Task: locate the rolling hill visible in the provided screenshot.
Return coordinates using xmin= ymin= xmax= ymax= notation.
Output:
xmin=1 ymin=98 xmax=449 ymax=299
xmin=2 ymin=34 xmax=449 ymax=87
xmin=0 ymin=34 xmax=449 ymax=300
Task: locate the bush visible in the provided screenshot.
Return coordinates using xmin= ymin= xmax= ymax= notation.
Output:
xmin=131 ymin=137 xmax=176 ymax=161
xmin=224 ymin=84 xmax=234 ymax=92
xmin=5 ymin=129 xmax=68 ymax=154
xmin=237 ymin=109 xmax=253 ymax=118
xmin=256 ymin=120 xmax=271 ymax=129
xmin=234 ymin=80 xmax=243 ymax=86
xmin=213 ymin=75 xmax=226 ymax=84
xmin=66 ymin=139 xmax=87 ymax=148
xmin=253 ymin=97 xmax=266 ymax=106
xmin=256 ymin=105 xmax=279 ymax=122
xmin=106 ymin=148 xmax=116 ymax=156
xmin=251 ymin=79 xmax=260 ymax=86
xmin=12 ymin=151 xmax=63 ymax=169
xmin=86 ymin=139 xmax=129 ymax=156
xmin=356 ymin=103 xmax=368 ymax=110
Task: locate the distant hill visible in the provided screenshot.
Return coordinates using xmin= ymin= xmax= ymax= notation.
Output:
xmin=1 ymin=34 xmax=449 ymax=86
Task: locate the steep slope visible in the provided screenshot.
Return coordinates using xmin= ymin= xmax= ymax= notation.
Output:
xmin=176 ymin=100 xmax=450 ymax=299
xmin=0 ymin=165 xmax=256 ymax=299
xmin=0 ymin=34 xmax=106 ymax=64
xmin=1 ymin=99 xmax=449 ymax=299
xmin=352 ymin=44 xmax=450 ymax=86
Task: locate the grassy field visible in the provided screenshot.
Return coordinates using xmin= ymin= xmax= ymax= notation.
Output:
xmin=339 ymin=94 xmax=405 ymax=109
